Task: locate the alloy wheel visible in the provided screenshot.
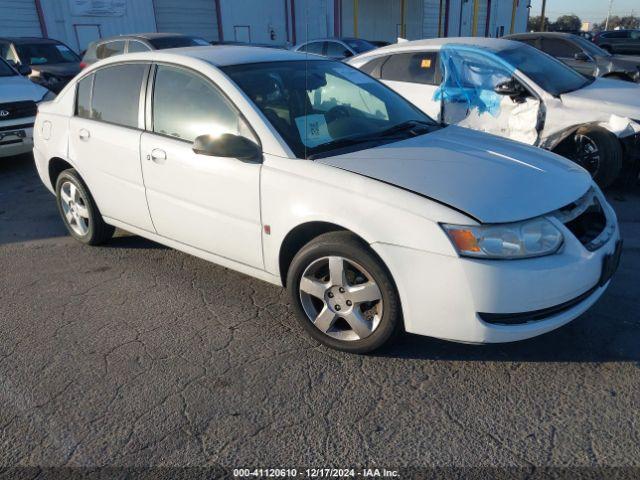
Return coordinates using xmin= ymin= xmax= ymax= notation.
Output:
xmin=299 ymin=256 xmax=383 ymax=341
xmin=60 ymin=180 xmax=90 ymax=236
xmin=574 ymin=134 xmax=601 ymax=177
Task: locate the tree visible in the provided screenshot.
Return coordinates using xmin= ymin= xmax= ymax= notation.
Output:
xmin=551 ymin=14 xmax=582 ymax=32
xmin=595 ymin=15 xmax=640 ymax=31
xmin=528 ymin=15 xmax=551 ymax=32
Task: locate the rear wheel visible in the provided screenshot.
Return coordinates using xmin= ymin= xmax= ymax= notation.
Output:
xmin=571 ymin=126 xmax=623 ymax=188
xmin=287 ymin=231 xmax=401 ymax=353
xmin=55 ymin=169 xmax=114 ymax=245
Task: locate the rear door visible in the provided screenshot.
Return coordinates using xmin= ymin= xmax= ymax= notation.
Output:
xmin=140 ymin=64 xmax=263 ymax=267
xmin=68 ymin=62 xmax=154 ymax=231
xmin=377 ymin=51 xmax=442 ymax=119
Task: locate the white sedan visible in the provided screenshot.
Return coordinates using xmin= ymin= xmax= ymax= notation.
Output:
xmin=33 ymin=46 xmax=621 ymax=353
xmin=348 ymin=37 xmax=640 ymax=188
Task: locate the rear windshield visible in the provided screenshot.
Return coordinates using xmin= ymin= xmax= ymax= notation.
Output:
xmin=16 ymin=42 xmax=79 ymax=65
xmin=147 ymin=36 xmax=209 ymax=50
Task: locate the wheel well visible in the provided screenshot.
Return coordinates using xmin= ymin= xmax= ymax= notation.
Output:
xmin=48 ymin=157 xmax=73 ymax=189
xmin=279 ymin=222 xmax=362 ymax=286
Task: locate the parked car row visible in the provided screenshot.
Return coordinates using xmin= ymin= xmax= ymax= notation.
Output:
xmin=32 ymin=44 xmax=624 ymax=353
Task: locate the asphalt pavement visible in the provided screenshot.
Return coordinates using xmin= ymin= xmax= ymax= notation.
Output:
xmin=0 ymin=154 xmax=639 ymax=475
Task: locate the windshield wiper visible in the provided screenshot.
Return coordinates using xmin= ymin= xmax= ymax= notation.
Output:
xmin=376 ymin=119 xmax=434 ymax=137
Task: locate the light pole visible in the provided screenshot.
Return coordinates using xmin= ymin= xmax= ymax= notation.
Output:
xmin=540 ymin=0 xmax=547 ymax=31
xmin=605 ymin=0 xmax=613 ymax=30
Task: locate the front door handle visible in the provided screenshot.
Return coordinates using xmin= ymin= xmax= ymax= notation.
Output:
xmin=150 ymin=148 xmax=167 ymax=163
xmin=78 ymin=128 xmax=90 ymax=140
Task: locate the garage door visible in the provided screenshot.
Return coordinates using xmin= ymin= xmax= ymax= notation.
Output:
xmin=0 ymin=0 xmax=42 ymax=37
xmin=154 ymin=0 xmax=220 ymax=41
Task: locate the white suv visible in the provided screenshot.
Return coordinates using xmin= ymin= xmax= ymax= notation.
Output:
xmin=33 ymin=47 xmax=621 ymax=353
xmin=0 ymin=58 xmax=54 ymax=159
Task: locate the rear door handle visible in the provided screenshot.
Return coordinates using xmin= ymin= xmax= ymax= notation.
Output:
xmin=149 ymin=148 xmax=167 ymax=163
xmin=78 ymin=128 xmax=90 ymax=140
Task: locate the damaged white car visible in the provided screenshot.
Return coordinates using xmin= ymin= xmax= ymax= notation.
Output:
xmin=348 ymin=37 xmax=640 ymax=187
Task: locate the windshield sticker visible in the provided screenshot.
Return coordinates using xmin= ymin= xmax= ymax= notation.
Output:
xmin=295 ymin=114 xmax=332 ymax=148
xmin=55 ymin=45 xmax=72 ymax=53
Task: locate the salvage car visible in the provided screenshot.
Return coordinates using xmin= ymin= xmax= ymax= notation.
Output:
xmin=0 ymin=58 xmax=54 ymax=159
xmin=33 ymin=47 xmax=621 ymax=353
xmin=349 ymin=37 xmax=640 ymax=187
xmin=593 ymin=29 xmax=640 ymax=55
xmin=80 ymin=33 xmax=210 ymax=68
xmin=0 ymin=37 xmax=81 ymax=93
xmin=505 ymin=32 xmax=640 ymax=83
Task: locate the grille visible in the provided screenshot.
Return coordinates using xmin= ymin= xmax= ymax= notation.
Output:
xmin=554 ymin=188 xmax=611 ymax=251
xmin=0 ymin=101 xmax=38 ymax=121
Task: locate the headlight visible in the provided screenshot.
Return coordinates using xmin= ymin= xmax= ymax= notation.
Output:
xmin=442 ymin=217 xmax=563 ymax=259
xmin=38 ymin=90 xmax=57 ymax=103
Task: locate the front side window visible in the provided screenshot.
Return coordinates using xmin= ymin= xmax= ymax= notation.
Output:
xmin=152 ymin=65 xmax=254 ymax=143
xmin=540 ymin=38 xmax=580 ymax=57
xmin=381 ymin=52 xmax=440 ymax=85
xmin=15 ymin=42 xmax=79 ymax=65
xmin=91 ymin=63 xmax=146 ymax=127
xmin=497 ymin=43 xmax=590 ymax=95
xmin=222 ymin=60 xmax=436 ymax=158
xmin=96 ymin=41 xmax=125 ymax=59
xmin=299 ymin=42 xmax=324 ymax=55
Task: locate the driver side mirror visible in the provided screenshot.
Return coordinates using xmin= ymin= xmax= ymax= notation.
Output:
xmin=17 ymin=64 xmax=32 ymax=76
xmin=494 ymin=78 xmax=527 ymax=101
xmin=574 ymin=52 xmax=590 ymax=62
xmin=192 ymin=133 xmax=262 ymax=162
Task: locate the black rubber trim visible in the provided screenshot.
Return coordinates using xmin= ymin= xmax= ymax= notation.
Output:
xmin=478 ymin=285 xmax=598 ymax=325
xmin=0 ymin=123 xmax=33 ymax=132
xmin=325 ymin=166 xmax=481 ymax=223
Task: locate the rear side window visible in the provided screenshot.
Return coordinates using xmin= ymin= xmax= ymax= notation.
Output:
xmin=299 ymin=42 xmax=324 ymax=55
xmin=96 ymin=40 xmax=125 ymax=59
xmin=540 ymin=39 xmax=580 ymax=57
xmin=91 ymin=63 xmax=146 ymax=127
xmin=602 ymin=31 xmax=628 ymax=39
xmin=152 ymin=65 xmax=253 ymax=143
xmin=76 ymin=74 xmax=93 ymax=118
xmin=381 ymin=52 xmax=440 ymax=85
xmin=359 ymin=56 xmax=389 ymax=78
xmin=127 ymin=41 xmax=150 ymax=53
xmin=326 ymin=42 xmax=352 ymax=58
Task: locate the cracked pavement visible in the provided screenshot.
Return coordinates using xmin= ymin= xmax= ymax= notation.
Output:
xmin=0 ymin=154 xmax=639 ymax=470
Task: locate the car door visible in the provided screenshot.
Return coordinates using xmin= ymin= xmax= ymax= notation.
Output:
xmin=540 ymin=38 xmax=595 ymax=76
xmin=68 ymin=62 xmax=155 ymax=231
xmin=140 ymin=64 xmax=263 ymax=268
xmin=438 ymin=46 xmax=541 ymax=145
xmin=377 ymin=51 xmax=442 ymax=119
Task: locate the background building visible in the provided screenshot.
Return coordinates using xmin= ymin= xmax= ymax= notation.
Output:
xmin=0 ymin=0 xmax=530 ymax=52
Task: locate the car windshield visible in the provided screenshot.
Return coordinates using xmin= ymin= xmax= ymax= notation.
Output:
xmin=222 ymin=60 xmax=437 ymax=159
xmin=344 ymin=38 xmax=377 ymax=53
xmin=15 ymin=42 xmax=79 ymax=65
xmin=148 ymin=36 xmax=210 ymax=49
xmin=497 ymin=44 xmax=591 ymax=95
xmin=0 ymin=58 xmax=16 ymax=77
xmin=572 ymin=35 xmax=611 ymax=57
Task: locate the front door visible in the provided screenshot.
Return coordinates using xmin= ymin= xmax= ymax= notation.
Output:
xmin=140 ymin=64 xmax=263 ymax=268
xmin=68 ymin=62 xmax=154 ymax=232
xmin=438 ymin=46 xmax=541 ymax=145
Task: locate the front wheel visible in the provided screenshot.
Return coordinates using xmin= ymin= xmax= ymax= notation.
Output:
xmin=572 ymin=126 xmax=623 ymax=188
xmin=55 ymin=169 xmax=114 ymax=245
xmin=287 ymin=232 xmax=401 ymax=353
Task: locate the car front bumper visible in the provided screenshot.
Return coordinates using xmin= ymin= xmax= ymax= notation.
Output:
xmin=371 ymin=200 xmax=621 ymax=344
xmin=0 ymin=124 xmax=34 ymax=158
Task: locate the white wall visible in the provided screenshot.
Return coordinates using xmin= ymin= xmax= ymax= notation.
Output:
xmin=154 ymin=0 xmax=220 ymax=41
xmin=219 ymin=0 xmax=287 ymax=45
xmin=293 ymin=0 xmax=334 ymax=45
xmin=40 ymin=0 xmax=157 ymax=51
xmin=0 ymin=0 xmax=42 ymax=37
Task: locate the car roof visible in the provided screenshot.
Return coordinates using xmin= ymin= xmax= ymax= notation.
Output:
xmin=99 ymin=45 xmax=324 ymax=67
xmin=367 ymin=36 xmax=520 ymax=53
xmin=95 ymin=33 xmax=200 ymax=43
xmin=0 ymin=37 xmax=64 ymax=44
xmin=506 ymin=32 xmax=580 ymax=40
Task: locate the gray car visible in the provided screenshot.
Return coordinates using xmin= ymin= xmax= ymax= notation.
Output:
xmin=506 ymin=32 xmax=640 ymax=83
xmin=293 ymin=37 xmax=377 ymax=60
xmin=594 ymin=29 xmax=640 ymax=55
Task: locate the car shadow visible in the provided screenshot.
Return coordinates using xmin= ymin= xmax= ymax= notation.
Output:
xmin=104 ymin=234 xmax=168 ymax=250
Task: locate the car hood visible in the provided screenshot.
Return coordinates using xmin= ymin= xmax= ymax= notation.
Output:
xmin=560 ymin=77 xmax=640 ymax=118
xmin=0 ymin=74 xmax=48 ymax=103
xmin=316 ymin=126 xmax=591 ymax=223
xmin=31 ymin=63 xmax=81 ymax=77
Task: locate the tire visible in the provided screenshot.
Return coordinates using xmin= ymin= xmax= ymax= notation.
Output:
xmin=287 ymin=231 xmax=401 ymax=353
xmin=573 ymin=126 xmax=623 ymax=188
xmin=55 ymin=169 xmax=114 ymax=245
